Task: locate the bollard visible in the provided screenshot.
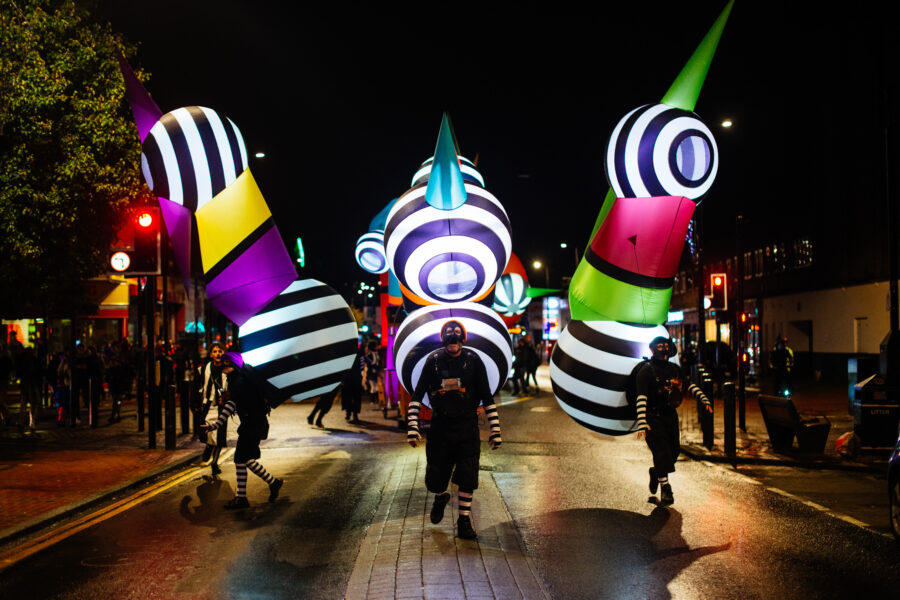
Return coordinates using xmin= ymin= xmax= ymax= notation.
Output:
xmin=165 ymin=384 xmax=176 ymax=450
xmin=724 ymin=381 xmax=736 ymax=458
xmin=701 ymin=376 xmax=714 ymax=450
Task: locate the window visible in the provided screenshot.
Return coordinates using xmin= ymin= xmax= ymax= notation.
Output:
xmin=793 ymin=238 xmax=813 ymax=268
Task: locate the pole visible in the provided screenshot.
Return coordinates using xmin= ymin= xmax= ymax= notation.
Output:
xmin=162 ymin=248 xmax=176 ymax=449
xmin=736 ymin=215 xmax=747 ymax=431
xmin=147 ymin=276 xmax=157 ymax=449
xmin=693 ymin=208 xmax=706 ymax=366
xmin=724 ymin=381 xmax=736 ymax=458
xmin=136 ymin=279 xmax=144 ymax=432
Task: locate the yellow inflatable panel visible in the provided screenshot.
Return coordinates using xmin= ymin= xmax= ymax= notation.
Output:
xmin=195 ymin=169 xmax=271 ymax=273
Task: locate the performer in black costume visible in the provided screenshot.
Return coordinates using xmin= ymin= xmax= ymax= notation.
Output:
xmin=635 ymin=336 xmax=711 ymax=505
xmin=407 ymin=320 xmax=502 ymax=540
xmin=202 ymin=356 xmax=283 ymax=509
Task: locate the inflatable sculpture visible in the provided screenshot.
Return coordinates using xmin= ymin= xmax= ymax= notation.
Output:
xmin=387 ymin=114 xmax=513 ymax=405
xmin=118 ymin=57 xmax=355 ymax=404
xmin=551 ymin=1 xmax=733 ymax=435
xmin=238 ymin=279 xmax=360 ymax=405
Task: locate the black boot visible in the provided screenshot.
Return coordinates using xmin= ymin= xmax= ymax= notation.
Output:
xmin=307 ymin=411 xmax=315 ymax=424
xmin=202 ymin=445 xmax=213 ymax=462
xmin=431 ymin=492 xmax=451 ymax=524
xmin=456 ymin=515 xmax=477 ymax=540
xmin=660 ymin=484 xmax=674 ymax=505
xmin=649 ymin=468 xmax=658 ymax=494
xmin=224 ymin=496 xmax=249 ymax=509
xmin=269 ymin=478 xmax=284 ymax=502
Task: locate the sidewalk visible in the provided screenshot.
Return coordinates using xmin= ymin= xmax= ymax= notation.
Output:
xmin=676 ymin=377 xmax=889 ymax=473
xmin=0 ymin=397 xmax=201 ymax=546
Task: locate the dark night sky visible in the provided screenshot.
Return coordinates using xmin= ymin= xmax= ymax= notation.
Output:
xmin=86 ymin=1 xmax=895 ymax=293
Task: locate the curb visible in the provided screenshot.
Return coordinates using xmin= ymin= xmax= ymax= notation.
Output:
xmin=680 ymin=443 xmax=885 ymax=474
xmin=0 ymin=450 xmax=202 ymax=548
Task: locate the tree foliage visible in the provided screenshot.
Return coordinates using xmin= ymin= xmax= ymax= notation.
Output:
xmin=0 ymin=0 xmax=150 ymax=316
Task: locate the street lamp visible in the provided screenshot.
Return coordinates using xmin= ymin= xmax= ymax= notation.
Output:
xmin=532 ymin=260 xmax=549 ymax=287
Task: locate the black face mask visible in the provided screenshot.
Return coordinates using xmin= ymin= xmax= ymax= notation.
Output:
xmin=443 ymin=333 xmax=462 ymax=347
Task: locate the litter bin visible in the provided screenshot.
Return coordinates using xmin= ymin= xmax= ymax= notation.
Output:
xmin=853 ymin=373 xmax=900 ymax=451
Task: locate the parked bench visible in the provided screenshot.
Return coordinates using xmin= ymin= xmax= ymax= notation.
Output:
xmin=758 ymin=395 xmax=831 ymax=453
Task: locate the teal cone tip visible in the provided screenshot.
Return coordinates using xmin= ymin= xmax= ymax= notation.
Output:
xmin=425 ymin=113 xmax=467 ymax=210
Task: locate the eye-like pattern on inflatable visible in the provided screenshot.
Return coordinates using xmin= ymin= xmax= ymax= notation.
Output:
xmin=605 ymin=103 xmax=718 ymax=202
xmin=384 ymin=183 xmax=511 ymax=305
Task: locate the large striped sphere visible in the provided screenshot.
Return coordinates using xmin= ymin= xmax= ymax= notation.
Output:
xmin=355 ymin=231 xmax=388 ymax=274
xmin=394 ymin=303 xmax=512 ymax=407
xmin=605 ymin=104 xmax=718 ymax=201
xmin=412 ymin=155 xmax=484 ymax=188
xmin=239 ymin=279 xmax=359 ymax=405
xmin=141 ymin=106 xmax=248 ymax=211
xmin=492 ymin=273 xmax=531 ymax=317
xmin=384 ymin=183 xmax=511 ymax=304
xmin=550 ymin=320 xmax=676 ymax=436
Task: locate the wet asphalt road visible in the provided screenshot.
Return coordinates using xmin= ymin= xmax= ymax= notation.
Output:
xmin=3 ymin=395 xmax=900 ymax=599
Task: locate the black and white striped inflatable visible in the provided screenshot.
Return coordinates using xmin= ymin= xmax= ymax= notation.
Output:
xmin=492 ymin=273 xmax=531 ymax=317
xmin=550 ymin=320 xmax=675 ymax=436
xmin=384 ymin=182 xmax=511 ymax=304
xmin=141 ymin=106 xmax=248 ymax=211
xmin=393 ymin=303 xmax=512 ymax=407
xmin=355 ymin=231 xmax=388 ymax=274
xmin=239 ymin=279 xmax=359 ymax=405
xmin=411 ymin=155 xmax=484 ymax=188
xmin=605 ymin=103 xmax=718 ymax=201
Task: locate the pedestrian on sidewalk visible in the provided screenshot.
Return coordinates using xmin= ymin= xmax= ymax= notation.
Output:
xmin=0 ymin=343 xmax=11 ymax=426
xmin=770 ymin=336 xmax=794 ymax=397
xmin=634 ymin=336 xmax=711 ymax=505
xmin=86 ymin=346 xmax=104 ymax=428
xmin=308 ymin=386 xmax=339 ymax=428
xmin=106 ymin=345 xmax=127 ymax=423
xmin=51 ymin=352 xmax=72 ymax=427
xmin=202 ymin=354 xmax=283 ymax=509
xmin=511 ymin=338 xmax=529 ymax=396
xmin=197 ymin=342 xmax=229 ymax=476
xmin=342 ymin=346 xmax=364 ymax=423
xmin=15 ymin=346 xmax=38 ymax=430
xmin=407 ymin=320 xmax=502 ymax=540
xmin=524 ymin=337 xmax=540 ymax=392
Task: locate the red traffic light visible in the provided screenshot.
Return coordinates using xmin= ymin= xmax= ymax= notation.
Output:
xmin=740 ymin=312 xmax=748 ymax=323
xmin=712 ymin=275 xmax=723 ymax=287
xmin=137 ymin=211 xmax=154 ymax=228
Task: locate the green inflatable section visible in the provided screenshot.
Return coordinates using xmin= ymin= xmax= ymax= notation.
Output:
xmin=571 ymin=2 xmax=733 ymax=323
xmin=568 ymin=263 xmax=672 ymax=325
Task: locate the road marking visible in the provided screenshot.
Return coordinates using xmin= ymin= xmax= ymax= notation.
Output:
xmin=0 ymin=463 xmax=204 ymax=571
xmin=320 ymin=450 xmax=352 ymax=460
xmin=499 ymin=394 xmax=537 ymax=406
xmin=693 ymin=460 xmax=893 ymax=540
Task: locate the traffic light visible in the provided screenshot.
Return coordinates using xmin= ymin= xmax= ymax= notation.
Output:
xmin=109 ymin=208 xmax=161 ymax=275
xmin=710 ymin=272 xmax=727 ymax=309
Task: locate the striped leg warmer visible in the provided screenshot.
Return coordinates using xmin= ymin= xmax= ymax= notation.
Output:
xmin=246 ymin=459 xmax=275 ymax=484
xmin=235 ymin=463 xmax=248 ymax=497
xmin=458 ymin=489 xmax=473 ymax=517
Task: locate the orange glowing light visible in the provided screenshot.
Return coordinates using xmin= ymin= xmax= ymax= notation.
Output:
xmin=713 ymin=275 xmax=723 ymax=286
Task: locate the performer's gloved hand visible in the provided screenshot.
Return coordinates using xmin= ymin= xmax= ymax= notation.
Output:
xmin=489 ymin=433 xmax=502 ymax=450
xmin=636 ymin=421 xmax=650 ymax=440
xmin=704 ymin=403 xmax=713 ymax=414
xmin=407 ymin=429 xmax=421 ymax=448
